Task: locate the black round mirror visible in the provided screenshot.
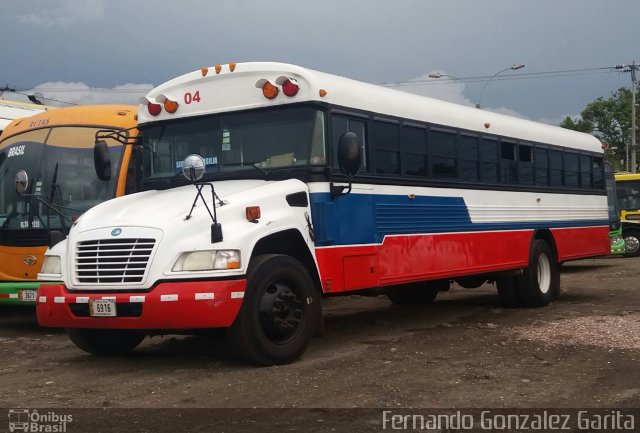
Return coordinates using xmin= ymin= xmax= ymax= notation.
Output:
xmin=337 ymin=132 xmax=361 ymax=176
xmin=15 ymin=170 xmax=29 ymax=194
xmin=182 ymin=154 xmax=206 ymax=182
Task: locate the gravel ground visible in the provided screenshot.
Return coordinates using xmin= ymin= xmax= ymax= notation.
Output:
xmin=509 ymin=313 xmax=640 ymax=350
xmin=0 ymin=256 xmax=639 ymax=431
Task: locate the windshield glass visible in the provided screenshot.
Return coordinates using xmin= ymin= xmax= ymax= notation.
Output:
xmin=0 ymin=127 xmax=123 ymax=233
xmin=616 ymin=179 xmax=640 ymax=211
xmin=140 ymin=106 xmax=326 ymax=180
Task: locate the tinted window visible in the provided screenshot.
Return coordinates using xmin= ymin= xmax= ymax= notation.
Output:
xmin=480 ymin=138 xmax=498 ymax=183
xmin=549 ymin=150 xmax=563 ymax=186
xmin=564 ymin=152 xmax=580 ymax=187
xmin=402 ymin=126 xmax=426 ymax=177
xmin=501 ymin=141 xmax=517 ymax=184
xmin=459 ymin=135 xmax=478 ymax=181
xmin=519 ymin=144 xmax=534 ymax=185
xmin=372 ymin=121 xmax=399 ymax=175
xmin=430 ymin=130 xmax=456 ymax=178
xmin=332 ymin=114 xmax=367 ymax=171
xmin=535 ymin=147 xmax=549 ymax=186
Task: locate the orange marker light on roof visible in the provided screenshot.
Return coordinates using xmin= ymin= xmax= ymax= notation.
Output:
xmin=164 ymin=98 xmax=179 ymax=114
xmin=201 ymin=67 xmax=209 ymax=77
xmin=215 ymin=64 xmax=222 ymax=74
xmin=229 ymin=62 xmax=236 ymax=72
xmin=261 ymin=81 xmax=279 ymax=99
xmin=319 ymin=89 xmax=328 ymax=97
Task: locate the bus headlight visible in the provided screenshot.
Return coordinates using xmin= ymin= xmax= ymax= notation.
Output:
xmin=172 ymin=250 xmax=241 ymax=272
xmin=39 ymin=255 xmax=62 ymax=278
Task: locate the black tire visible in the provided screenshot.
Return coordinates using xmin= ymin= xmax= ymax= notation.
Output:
xmin=227 ymin=254 xmax=320 ymax=366
xmin=517 ymin=239 xmax=560 ymax=307
xmin=66 ymin=328 xmax=145 ymax=356
xmin=496 ymin=275 xmax=523 ymax=307
xmin=623 ymin=229 xmax=640 ymax=257
xmin=387 ymin=281 xmax=445 ymax=305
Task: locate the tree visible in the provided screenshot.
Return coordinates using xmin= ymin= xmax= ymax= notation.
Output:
xmin=560 ymin=87 xmax=636 ymax=170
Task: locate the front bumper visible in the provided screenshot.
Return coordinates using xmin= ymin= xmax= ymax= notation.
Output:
xmin=0 ymin=281 xmax=43 ymax=306
xmin=36 ymin=279 xmax=247 ymax=330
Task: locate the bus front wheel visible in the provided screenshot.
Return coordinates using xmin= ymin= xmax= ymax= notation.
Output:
xmin=623 ymin=229 xmax=640 ymax=257
xmin=227 ymin=254 xmax=320 ymax=366
xmin=66 ymin=328 xmax=145 ymax=356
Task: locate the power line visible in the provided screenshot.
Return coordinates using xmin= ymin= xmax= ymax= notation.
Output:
xmin=381 ymin=65 xmax=629 ymax=88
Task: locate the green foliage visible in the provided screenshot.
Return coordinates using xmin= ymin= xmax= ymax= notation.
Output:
xmin=560 ymin=87 xmax=637 ymax=170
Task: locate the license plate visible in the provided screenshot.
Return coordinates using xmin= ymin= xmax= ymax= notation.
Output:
xmin=89 ymin=299 xmax=117 ymax=317
xmin=18 ymin=289 xmax=37 ymax=302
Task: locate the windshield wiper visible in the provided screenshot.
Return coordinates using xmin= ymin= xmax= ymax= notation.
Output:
xmin=217 ymin=162 xmax=268 ymax=176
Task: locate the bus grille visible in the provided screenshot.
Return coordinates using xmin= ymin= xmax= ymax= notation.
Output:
xmin=75 ymin=238 xmax=155 ymax=284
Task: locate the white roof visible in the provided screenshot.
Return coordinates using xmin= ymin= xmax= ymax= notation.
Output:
xmin=0 ymin=100 xmax=49 ymax=130
xmin=140 ymin=62 xmax=602 ymax=153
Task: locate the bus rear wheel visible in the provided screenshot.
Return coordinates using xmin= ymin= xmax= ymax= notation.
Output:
xmin=518 ymin=239 xmax=560 ymax=307
xmin=227 ymin=254 xmax=320 ymax=366
xmin=66 ymin=328 xmax=145 ymax=356
xmin=623 ymin=229 xmax=640 ymax=257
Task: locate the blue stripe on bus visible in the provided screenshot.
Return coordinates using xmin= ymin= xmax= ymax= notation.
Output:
xmin=309 ymin=192 xmax=607 ymax=247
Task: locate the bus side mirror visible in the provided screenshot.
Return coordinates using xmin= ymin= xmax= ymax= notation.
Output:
xmin=337 ymin=132 xmax=361 ymax=176
xmin=94 ymin=140 xmax=111 ymax=181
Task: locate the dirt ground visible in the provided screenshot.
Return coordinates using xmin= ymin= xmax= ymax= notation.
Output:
xmin=1 ymin=256 xmax=639 ymax=431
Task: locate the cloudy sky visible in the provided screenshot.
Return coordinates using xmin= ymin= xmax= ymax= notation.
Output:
xmin=0 ymin=0 xmax=638 ymax=124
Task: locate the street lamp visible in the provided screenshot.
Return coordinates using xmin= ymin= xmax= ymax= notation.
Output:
xmin=428 ymin=72 xmax=476 ymax=105
xmin=476 ymin=64 xmax=525 ymax=109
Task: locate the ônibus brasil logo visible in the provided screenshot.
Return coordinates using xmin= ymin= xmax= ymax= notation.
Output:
xmin=8 ymin=409 xmax=73 ymax=432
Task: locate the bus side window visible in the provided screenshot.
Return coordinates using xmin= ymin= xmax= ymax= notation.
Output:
xmin=331 ymin=114 xmax=367 ymax=172
xmin=592 ymin=157 xmax=604 ymax=189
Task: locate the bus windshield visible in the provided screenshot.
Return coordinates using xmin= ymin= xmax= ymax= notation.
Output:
xmin=616 ymin=179 xmax=640 ymax=211
xmin=0 ymin=126 xmax=124 ymax=232
xmin=140 ymin=106 xmax=326 ymax=181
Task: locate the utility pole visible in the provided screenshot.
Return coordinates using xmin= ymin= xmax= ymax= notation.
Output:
xmin=617 ymin=62 xmax=638 ymax=173
xmin=632 ymin=61 xmax=637 ymax=174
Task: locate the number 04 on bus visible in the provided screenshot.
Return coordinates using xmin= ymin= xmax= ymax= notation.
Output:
xmin=35 ymin=63 xmax=610 ymax=365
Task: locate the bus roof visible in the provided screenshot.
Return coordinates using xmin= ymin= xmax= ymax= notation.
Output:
xmin=0 ymin=100 xmax=51 ymax=131
xmin=140 ymin=62 xmax=603 ymax=154
xmin=0 ymin=104 xmax=137 ymax=143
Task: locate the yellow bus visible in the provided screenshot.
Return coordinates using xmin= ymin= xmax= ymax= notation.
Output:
xmin=615 ymin=172 xmax=640 ymax=256
xmin=0 ymin=105 xmax=138 ymax=305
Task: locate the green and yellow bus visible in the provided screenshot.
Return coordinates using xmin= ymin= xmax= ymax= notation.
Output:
xmin=615 ymin=172 xmax=640 ymax=256
xmin=0 ymin=105 xmax=139 ymax=305
xmin=605 ymin=164 xmax=624 ymax=255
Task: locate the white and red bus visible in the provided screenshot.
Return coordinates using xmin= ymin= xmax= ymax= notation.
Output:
xmin=36 ymin=62 xmax=610 ymax=365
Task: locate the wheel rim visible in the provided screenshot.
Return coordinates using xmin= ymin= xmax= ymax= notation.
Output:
xmin=537 ymin=253 xmax=552 ymax=294
xmin=258 ymin=280 xmax=303 ymax=343
xmin=625 ymin=235 xmax=640 ymax=254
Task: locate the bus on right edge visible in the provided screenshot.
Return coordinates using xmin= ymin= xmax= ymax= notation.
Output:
xmin=615 ymin=172 xmax=640 ymax=256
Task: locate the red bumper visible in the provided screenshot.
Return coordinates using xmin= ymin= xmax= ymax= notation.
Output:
xmin=36 ymin=280 xmax=246 ymax=330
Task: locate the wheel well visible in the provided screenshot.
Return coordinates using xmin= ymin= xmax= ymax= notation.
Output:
xmin=533 ymin=229 xmax=558 ymax=261
xmin=250 ymin=229 xmax=321 ymax=291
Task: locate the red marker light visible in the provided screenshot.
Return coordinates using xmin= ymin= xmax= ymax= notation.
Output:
xmin=281 ymin=78 xmax=299 ymax=97
xmin=148 ymin=102 xmax=162 ymax=116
